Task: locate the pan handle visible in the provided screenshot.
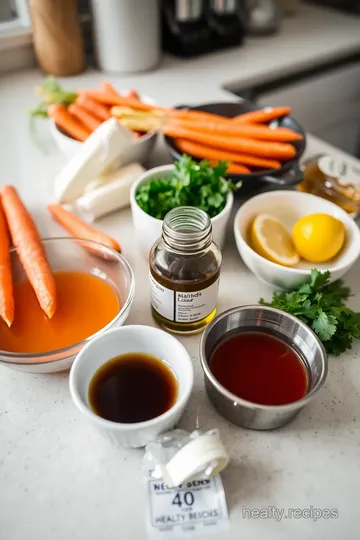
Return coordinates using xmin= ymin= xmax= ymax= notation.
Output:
xmin=261 ymin=163 xmax=303 ymax=186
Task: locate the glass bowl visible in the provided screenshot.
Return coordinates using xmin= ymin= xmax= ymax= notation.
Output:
xmin=0 ymin=238 xmax=135 ymax=374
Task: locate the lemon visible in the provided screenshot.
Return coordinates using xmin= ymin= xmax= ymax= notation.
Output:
xmin=292 ymin=213 xmax=345 ymax=263
xmin=251 ymin=214 xmax=300 ymax=267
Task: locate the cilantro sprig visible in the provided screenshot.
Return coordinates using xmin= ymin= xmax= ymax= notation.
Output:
xmin=260 ymin=269 xmax=360 ymax=356
xmin=135 ymin=155 xmax=241 ymax=220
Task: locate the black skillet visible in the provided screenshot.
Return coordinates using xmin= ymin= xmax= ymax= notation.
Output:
xmin=164 ymin=100 xmax=306 ymax=194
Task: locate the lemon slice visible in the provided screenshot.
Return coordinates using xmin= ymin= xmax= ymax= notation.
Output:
xmin=251 ymin=214 xmax=300 ymax=267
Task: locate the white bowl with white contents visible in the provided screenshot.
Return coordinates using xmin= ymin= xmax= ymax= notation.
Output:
xmin=69 ymin=325 xmax=194 ymax=448
xmin=130 ymin=164 xmax=234 ymax=257
xmin=234 ymin=190 xmax=360 ymax=289
xmin=50 ymin=91 xmax=157 ymax=165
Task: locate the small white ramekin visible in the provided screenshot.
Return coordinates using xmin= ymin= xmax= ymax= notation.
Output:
xmin=130 ymin=164 xmax=233 ymax=257
xmin=69 ymin=325 xmax=194 ymax=448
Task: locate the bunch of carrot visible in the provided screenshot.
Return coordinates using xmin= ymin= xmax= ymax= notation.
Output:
xmin=46 ymin=81 xmax=142 ymax=142
xmin=38 ymin=76 xmax=301 ymax=173
xmin=0 ymin=186 xmax=121 ymax=328
xmin=107 ymin=103 xmax=301 ymax=172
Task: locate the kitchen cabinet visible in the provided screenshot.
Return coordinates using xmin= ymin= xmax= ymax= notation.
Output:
xmin=247 ymin=62 xmax=360 ymax=157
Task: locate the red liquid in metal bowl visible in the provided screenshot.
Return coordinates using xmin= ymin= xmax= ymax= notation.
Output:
xmin=209 ymin=331 xmax=308 ymax=406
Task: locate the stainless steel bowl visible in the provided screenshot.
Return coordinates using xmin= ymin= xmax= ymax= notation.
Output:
xmin=200 ymin=305 xmax=328 ymax=430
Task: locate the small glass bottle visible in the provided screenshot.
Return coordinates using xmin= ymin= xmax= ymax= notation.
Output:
xmin=149 ymin=207 xmax=222 ymax=335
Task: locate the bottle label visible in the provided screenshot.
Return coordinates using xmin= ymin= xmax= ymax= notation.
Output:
xmin=149 ymin=273 xmax=219 ymax=324
xmin=318 ymin=155 xmax=360 ymax=190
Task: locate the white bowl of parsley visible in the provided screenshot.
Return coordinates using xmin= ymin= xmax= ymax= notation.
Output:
xmin=130 ymin=157 xmax=237 ymax=257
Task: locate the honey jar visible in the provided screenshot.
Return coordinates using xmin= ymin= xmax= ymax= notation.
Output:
xmin=298 ymin=154 xmax=360 ymax=216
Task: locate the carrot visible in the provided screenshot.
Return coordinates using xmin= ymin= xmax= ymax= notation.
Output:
xmin=0 ymin=197 xmax=14 ymax=327
xmin=48 ymin=204 xmax=121 ymax=253
xmin=1 ymin=186 xmax=56 ymax=319
xmin=170 ymin=109 xmax=233 ymax=123
xmin=76 ymin=95 xmax=111 ymax=121
xmin=127 ymin=89 xmax=140 ymax=100
xmin=169 ymin=118 xmax=302 ymax=142
xmin=220 ymin=163 xmax=250 ymax=174
xmin=174 ymin=139 xmax=282 ymax=170
xmin=166 ymin=126 xmax=296 ymax=160
xmin=81 ymin=91 xmax=155 ymax=112
xmin=233 ymin=107 xmax=292 ymax=124
xmin=68 ymin=103 xmax=102 ymax=132
xmin=100 ymin=81 xmax=121 ymax=97
xmin=48 ymin=104 xmax=91 ymax=142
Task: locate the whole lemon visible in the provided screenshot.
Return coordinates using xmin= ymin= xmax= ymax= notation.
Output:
xmin=292 ymin=213 xmax=345 ymax=263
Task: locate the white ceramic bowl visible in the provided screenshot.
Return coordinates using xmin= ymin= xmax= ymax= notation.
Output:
xmin=50 ymin=119 xmax=156 ymax=166
xmin=130 ymin=164 xmax=233 ymax=257
xmin=69 ymin=325 xmax=194 ymax=448
xmin=234 ymin=190 xmax=360 ymax=289
xmin=50 ymin=91 xmax=157 ymax=165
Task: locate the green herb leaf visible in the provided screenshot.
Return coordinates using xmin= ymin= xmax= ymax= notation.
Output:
xmin=135 ymin=155 xmax=237 ymax=220
xmin=312 ymin=311 xmax=337 ymax=341
xmin=259 ymin=269 xmax=360 ymax=356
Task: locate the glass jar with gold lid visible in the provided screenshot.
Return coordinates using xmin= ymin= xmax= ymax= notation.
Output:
xmin=297 ymin=154 xmax=360 ymax=216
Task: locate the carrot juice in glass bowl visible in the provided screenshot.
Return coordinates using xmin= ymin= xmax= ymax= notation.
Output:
xmin=0 ymin=238 xmax=134 ymax=374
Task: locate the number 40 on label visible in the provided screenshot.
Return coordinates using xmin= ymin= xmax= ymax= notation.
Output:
xmin=172 ymin=492 xmax=195 ymax=507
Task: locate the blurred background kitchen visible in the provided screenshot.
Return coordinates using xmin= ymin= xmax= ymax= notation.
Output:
xmin=1 ymin=0 xmax=360 ymax=156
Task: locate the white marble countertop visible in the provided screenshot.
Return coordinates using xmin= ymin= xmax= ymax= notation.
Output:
xmin=1 ymin=6 xmax=360 ymax=538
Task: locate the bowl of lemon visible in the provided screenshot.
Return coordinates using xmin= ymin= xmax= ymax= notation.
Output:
xmin=234 ymin=191 xmax=360 ymax=289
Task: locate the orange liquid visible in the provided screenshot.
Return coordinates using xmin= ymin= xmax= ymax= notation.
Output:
xmin=0 ymin=271 xmax=120 ymax=354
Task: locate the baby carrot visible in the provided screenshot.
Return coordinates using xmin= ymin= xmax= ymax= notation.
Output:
xmin=0 ymin=197 xmax=14 ymax=327
xmin=68 ymin=103 xmax=102 ymax=132
xmin=233 ymin=107 xmax=292 ymax=124
xmin=174 ymin=138 xmax=282 ymax=169
xmin=48 ymin=204 xmax=121 ymax=253
xmin=48 ymin=104 xmax=90 ymax=141
xmin=1 ymin=186 xmax=56 ymax=319
xmin=76 ymin=95 xmax=111 ymax=121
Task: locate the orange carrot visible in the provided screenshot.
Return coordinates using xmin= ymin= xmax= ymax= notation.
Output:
xmin=68 ymin=103 xmax=102 ymax=132
xmin=166 ymin=126 xmax=295 ymax=160
xmin=100 ymin=81 xmax=121 ymax=97
xmin=170 ymin=118 xmax=302 ymax=142
xmin=219 ymin=163 xmax=250 ymax=174
xmin=48 ymin=104 xmax=90 ymax=142
xmin=0 ymin=197 xmax=14 ymax=327
xmin=174 ymin=138 xmax=282 ymax=169
xmin=1 ymin=186 xmax=56 ymax=319
xmin=170 ymin=109 xmax=234 ymax=123
xmin=127 ymin=89 xmax=140 ymax=100
xmin=81 ymin=91 xmax=155 ymax=112
xmin=48 ymin=204 xmax=121 ymax=253
xmin=233 ymin=107 xmax=292 ymax=124
xmin=76 ymin=95 xmax=111 ymax=121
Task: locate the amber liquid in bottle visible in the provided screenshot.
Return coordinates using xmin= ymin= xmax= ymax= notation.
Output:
xmin=149 ymin=207 xmax=222 ymax=335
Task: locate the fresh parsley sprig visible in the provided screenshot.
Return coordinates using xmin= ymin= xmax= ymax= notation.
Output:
xmin=260 ymin=269 xmax=360 ymax=356
xmin=135 ymin=155 xmax=241 ymax=220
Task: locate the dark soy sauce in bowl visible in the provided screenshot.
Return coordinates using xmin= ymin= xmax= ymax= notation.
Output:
xmin=209 ymin=331 xmax=308 ymax=406
xmin=89 ymin=352 xmax=178 ymax=423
